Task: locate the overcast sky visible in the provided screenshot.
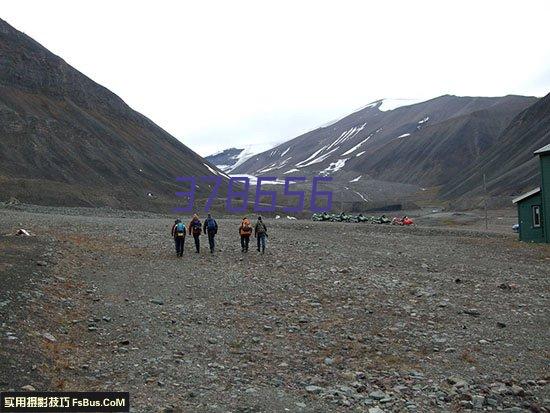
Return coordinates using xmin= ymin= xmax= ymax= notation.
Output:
xmin=2 ymin=0 xmax=550 ymax=155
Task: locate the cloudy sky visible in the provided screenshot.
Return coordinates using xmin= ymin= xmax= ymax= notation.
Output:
xmin=2 ymin=0 xmax=550 ymax=155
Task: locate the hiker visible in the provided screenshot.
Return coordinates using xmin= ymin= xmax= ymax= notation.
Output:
xmin=239 ymin=217 xmax=253 ymax=252
xmin=188 ymin=214 xmax=202 ymax=253
xmin=203 ymin=213 xmax=218 ymax=253
xmin=254 ymin=216 xmax=268 ymax=253
xmin=171 ymin=218 xmax=186 ymax=257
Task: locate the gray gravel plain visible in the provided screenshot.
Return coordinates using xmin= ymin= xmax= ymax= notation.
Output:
xmin=0 ymin=205 xmax=549 ymax=412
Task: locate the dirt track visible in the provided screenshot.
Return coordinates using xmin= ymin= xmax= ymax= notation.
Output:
xmin=1 ymin=207 xmax=549 ymax=412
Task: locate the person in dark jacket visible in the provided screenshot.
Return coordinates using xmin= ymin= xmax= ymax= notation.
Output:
xmin=171 ymin=218 xmax=186 ymax=257
xmin=188 ymin=214 xmax=202 ymax=253
xmin=203 ymin=213 xmax=218 ymax=253
xmin=254 ymin=216 xmax=267 ymax=254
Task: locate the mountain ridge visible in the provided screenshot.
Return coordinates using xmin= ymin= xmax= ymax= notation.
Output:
xmin=231 ymin=93 xmax=541 ymax=207
xmin=0 ymin=18 xmax=225 ymax=211
xmin=445 ymin=92 xmax=550 ymax=206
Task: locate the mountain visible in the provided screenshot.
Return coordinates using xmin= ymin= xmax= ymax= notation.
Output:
xmin=352 ymin=96 xmax=536 ymax=187
xmin=233 ymin=95 xmax=539 ymax=207
xmin=205 ymin=144 xmax=277 ymax=173
xmin=445 ymin=92 xmax=550 ymax=207
xmin=205 ymin=147 xmax=245 ymax=172
xmin=0 ymin=18 xmax=225 ymax=211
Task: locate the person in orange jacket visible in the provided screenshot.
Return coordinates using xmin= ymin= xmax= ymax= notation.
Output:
xmin=239 ymin=217 xmax=253 ymax=252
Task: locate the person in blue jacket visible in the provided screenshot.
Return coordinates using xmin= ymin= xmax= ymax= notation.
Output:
xmin=203 ymin=213 xmax=218 ymax=253
xmin=171 ymin=218 xmax=186 ymax=257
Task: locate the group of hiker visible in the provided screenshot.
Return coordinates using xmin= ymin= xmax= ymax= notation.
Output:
xmin=170 ymin=214 xmax=268 ymax=256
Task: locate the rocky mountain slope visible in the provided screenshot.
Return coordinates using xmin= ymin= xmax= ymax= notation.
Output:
xmin=233 ymin=95 xmax=540 ymax=207
xmin=444 ymin=92 xmax=550 ymax=205
xmin=0 ymin=18 xmax=225 ymax=211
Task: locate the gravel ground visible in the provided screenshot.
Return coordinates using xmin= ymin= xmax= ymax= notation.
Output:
xmin=0 ymin=206 xmax=549 ymax=413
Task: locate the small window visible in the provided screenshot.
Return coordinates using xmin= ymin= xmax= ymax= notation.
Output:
xmin=532 ymin=205 xmax=541 ymax=228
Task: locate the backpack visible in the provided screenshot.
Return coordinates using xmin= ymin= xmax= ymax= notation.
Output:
xmin=175 ymin=222 xmax=185 ymax=237
xmin=256 ymin=222 xmax=266 ymax=234
xmin=207 ymin=218 xmax=217 ymax=233
xmin=192 ymin=220 xmax=202 ymax=235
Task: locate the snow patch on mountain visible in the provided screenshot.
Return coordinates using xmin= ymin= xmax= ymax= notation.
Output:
xmin=352 ymin=190 xmax=369 ymax=202
xmin=341 ymin=133 xmax=373 ymax=156
xmin=255 ymin=156 xmax=293 ymax=174
xmin=257 ymin=163 xmax=278 ymax=173
xmin=228 ymin=174 xmax=286 ymax=186
xmin=203 ymin=163 xmax=219 ymax=175
xmin=295 ymin=146 xmax=327 ymax=167
xmin=350 ymin=175 xmax=362 ymax=182
xmin=279 ymin=156 xmax=292 ymax=167
xmin=417 ymin=116 xmax=430 ymax=130
xmin=298 ymin=146 xmax=341 ymax=168
xmin=216 ymin=144 xmax=274 ymax=172
xmin=321 ymin=158 xmax=348 ymax=175
xmin=327 ymin=123 xmax=366 ymax=152
xmin=203 ymin=163 xmax=229 ymax=178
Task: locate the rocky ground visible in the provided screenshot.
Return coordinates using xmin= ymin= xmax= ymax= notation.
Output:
xmin=0 ymin=205 xmax=549 ymax=412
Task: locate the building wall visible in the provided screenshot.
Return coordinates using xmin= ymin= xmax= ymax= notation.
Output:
xmin=517 ymin=193 xmax=544 ymax=243
xmin=541 ymin=154 xmax=550 ymax=242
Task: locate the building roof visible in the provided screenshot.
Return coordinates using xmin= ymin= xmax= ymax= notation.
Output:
xmin=534 ymin=143 xmax=550 ymax=155
xmin=512 ymin=187 xmax=541 ymax=204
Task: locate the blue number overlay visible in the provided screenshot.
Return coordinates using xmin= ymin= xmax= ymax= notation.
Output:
xmin=226 ymin=177 xmax=250 ymax=213
xmin=175 ymin=175 xmax=333 ymax=214
xmin=174 ymin=176 xmax=196 ymax=213
xmin=199 ymin=175 xmax=222 ymax=212
xmin=310 ymin=176 xmax=333 ymax=212
xmin=254 ymin=176 xmax=277 ymax=212
xmin=283 ymin=177 xmax=306 ymax=213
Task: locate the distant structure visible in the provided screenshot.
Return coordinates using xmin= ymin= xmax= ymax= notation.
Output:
xmin=512 ymin=144 xmax=550 ymax=243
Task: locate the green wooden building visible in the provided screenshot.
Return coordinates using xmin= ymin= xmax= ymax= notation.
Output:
xmin=513 ymin=143 xmax=550 ymax=243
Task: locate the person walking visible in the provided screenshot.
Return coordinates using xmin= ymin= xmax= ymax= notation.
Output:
xmin=239 ymin=217 xmax=253 ymax=252
xmin=254 ymin=216 xmax=267 ymax=254
xmin=171 ymin=218 xmax=186 ymax=257
xmin=203 ymin=213 xmax=218 ymax=253
xmin=188 ymin=214 xmax=202 ymax=253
